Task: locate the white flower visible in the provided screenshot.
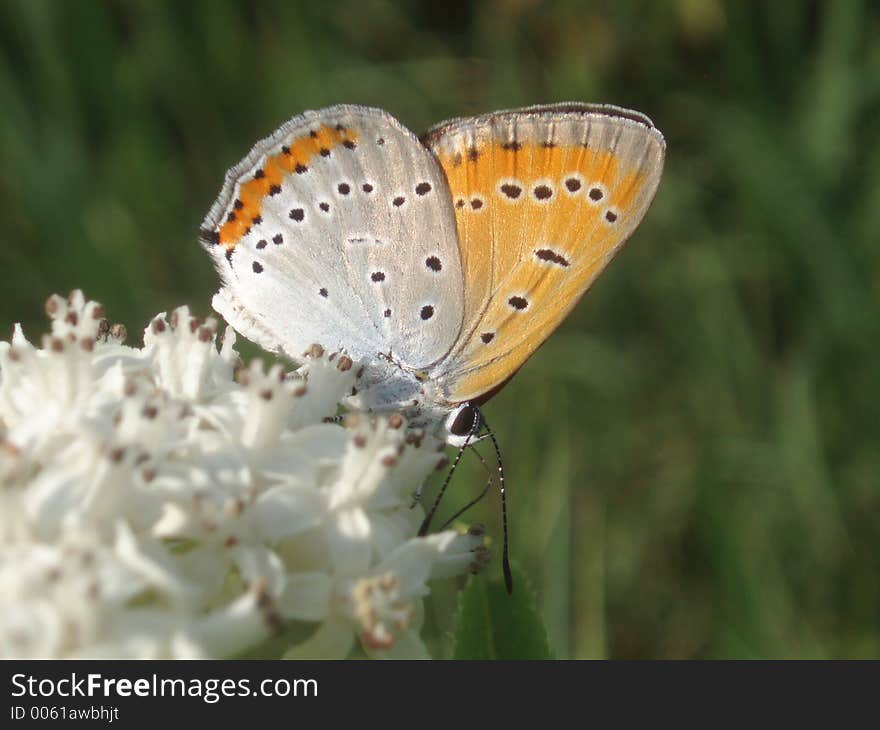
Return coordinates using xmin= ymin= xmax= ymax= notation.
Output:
xmin=281 ymin=530 xmax=484 ymax=660
xmin=0 ymin=291 xmax=488 ymax=658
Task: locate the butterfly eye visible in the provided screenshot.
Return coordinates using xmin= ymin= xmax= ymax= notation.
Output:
xmin=448 ymin=404 xmax=477 ymax=437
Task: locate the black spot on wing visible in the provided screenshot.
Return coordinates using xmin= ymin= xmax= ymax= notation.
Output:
xmin=535 ymin=248 xmax=570 ymax=267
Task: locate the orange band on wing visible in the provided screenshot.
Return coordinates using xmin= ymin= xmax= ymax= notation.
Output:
xmin=217 ymin=125 xmax=359 ymax=248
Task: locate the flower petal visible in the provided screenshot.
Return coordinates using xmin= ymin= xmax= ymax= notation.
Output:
xmin=277 ymin=572 xmax=334 ymax=621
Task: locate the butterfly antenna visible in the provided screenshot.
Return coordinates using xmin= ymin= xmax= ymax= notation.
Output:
xmin=440 ymin=444 xmax=493 ymax=530
xmin=478 ymin=412 xmax=513 ymax=595
xmin=417 ymin=409 xmax=480 ymax=537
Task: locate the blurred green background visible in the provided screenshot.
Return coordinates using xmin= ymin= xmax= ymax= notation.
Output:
xmin=2 ymin=0 xmax=879 ymax=658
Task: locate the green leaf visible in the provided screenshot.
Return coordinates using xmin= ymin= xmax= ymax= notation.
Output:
xmin=452 ymin=563 xmax=553 ymax=659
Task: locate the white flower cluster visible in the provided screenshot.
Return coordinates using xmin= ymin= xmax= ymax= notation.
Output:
xmin=0 ymin=292 xmax=488 ymax=659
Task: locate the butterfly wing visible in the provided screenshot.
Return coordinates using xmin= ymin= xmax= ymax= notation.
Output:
xmin=421 ymin=103 xmax=665 ymax=403
xmin=201 ymin=105 xmax=464 ymax=369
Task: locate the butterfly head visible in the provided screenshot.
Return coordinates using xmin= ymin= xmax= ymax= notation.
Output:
xmin=443 ymin=402 xmax=484 ymax=448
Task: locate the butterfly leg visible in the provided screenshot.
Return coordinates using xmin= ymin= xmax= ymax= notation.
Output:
xmin=439 ymin=444 xmax=493 ymax=529
xmin=417 ymin=405 xmax=482 ymax=537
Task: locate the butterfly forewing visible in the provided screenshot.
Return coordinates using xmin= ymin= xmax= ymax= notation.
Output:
xmin=201 ymin=105 xmax=464 ymax=369
xmin=422 ymin=104 xmax=665 ymax=403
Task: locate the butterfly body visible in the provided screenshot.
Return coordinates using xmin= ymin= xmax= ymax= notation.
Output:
xmin=200 ymin=103 xmax=664 ymax=443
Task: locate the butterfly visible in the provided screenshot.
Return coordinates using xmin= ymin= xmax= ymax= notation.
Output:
xmin=199 ymin=103 xmax=665 ymax=589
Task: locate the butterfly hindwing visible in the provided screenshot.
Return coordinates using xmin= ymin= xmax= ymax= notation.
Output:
xmin=422 ymin=104 xmax=665 ymax=403
xmin=201 ymin=105 xmax=464 ymax=369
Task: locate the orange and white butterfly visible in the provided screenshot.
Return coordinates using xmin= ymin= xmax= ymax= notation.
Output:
xmin=200 ymin=103 xmax=665 ymax=448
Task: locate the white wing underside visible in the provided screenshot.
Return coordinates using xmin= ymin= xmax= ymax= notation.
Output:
xmin=202 ymin=106 xmax=464 ymax=372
